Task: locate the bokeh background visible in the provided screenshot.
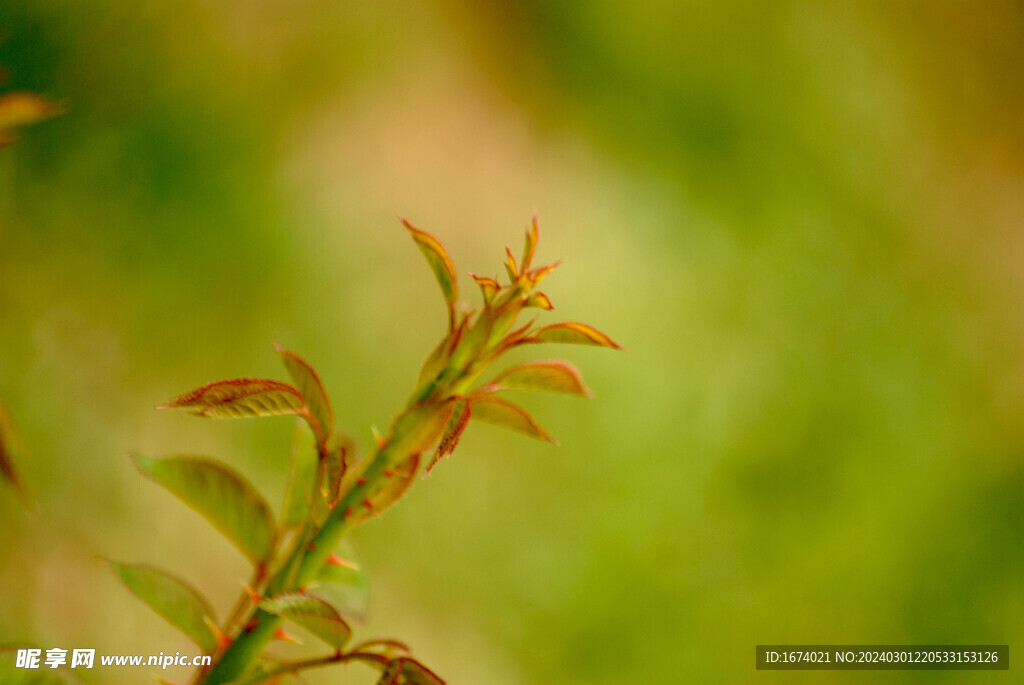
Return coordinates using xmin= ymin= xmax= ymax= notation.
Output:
xmin=2 ymin=2 xmax=1023 ymax=683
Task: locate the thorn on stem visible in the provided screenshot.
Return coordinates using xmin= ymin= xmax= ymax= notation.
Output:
xmin=327 ymin=553 xmax=358 ymax=569
xmin=242 ymin=581 xmax=261 ymax=603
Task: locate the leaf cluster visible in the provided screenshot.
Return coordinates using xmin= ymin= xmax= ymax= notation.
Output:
xmin=108 ymin=215 xmax=620 ymax=684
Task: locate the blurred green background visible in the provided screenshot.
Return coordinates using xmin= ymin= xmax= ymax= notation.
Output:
xmin=2 ymin=1 xmax=1023 ymax=683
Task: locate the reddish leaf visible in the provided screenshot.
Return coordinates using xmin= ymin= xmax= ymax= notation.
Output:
xmin=520 ymin=212 xmax=539 ymax=272
xmin=489 ymin=360 xmax=592 ymax=398
xmin=469 ymin=272 xmax=500 ymax=303
xmin=158 ymin=378 xmax=305 ymax=419
xmin=469 ymin=395 xmax=555 ymax=443
xmin=524 ymin=291 xmax=554 ymax=310
xmin=377 ymin=657 xmax=445 ymax=685
xmin=322 ymin=443 xmax=350 ymax=509
xmin=522 ymin=259 xmax=564 ymax=289
xmin=425 ymin=398 xmax=470 ymax=475
xmin=529 ymin=322 xmax=623 ymax=350
xmin=274 ymin=343 xmax=334 ymax=447
xmin=504 ymin=245 xmax=519 ymax=282
xmin=402 ymin=217 xmax=458 ymax=327
xmin=489 ymin=318 xmax=538 ymax=357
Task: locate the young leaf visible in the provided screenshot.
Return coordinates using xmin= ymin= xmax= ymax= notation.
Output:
xmin=0 ymin=401 xmax=29 ymax=505
xmin=503 ymin=245 xmax=518 ymax=283
xmin=258 ymin=593 xmax=351 ymax=649
xmin=158 ymin=379 xmax=305 ymax=419
xmin=522 ymin=259 xmax=563 ymax=289
xmin=350 ymin=452 xmax=420 ymax=524
xmin=131 ymin=455 xmax=275 ymax=565
xmin=520 ymin=212 xmax=539 ymax=273
xmin=426 ymin=398 xmax=470 ymax=475
xmin=469 ymin=272 xmax=500 ymax=303
xmin=524 ymin=292 xmax=554 ymax=310
xmin=273 ymin=344 xmax=334 ymax=448
xmin=281 ymin=421 xmax=317 ymax=529
xmin=104 ymin=560 xmax=217 ymax=652
xmin=469 ymin=395 xmax=555 ymax=443
xmin=489 ymin=360 xmax=592 ymax=398
xmin=377 ymin=657 xmax=445 ymax=685
xmin=529 ymin=321 xmax=624 ymax=350
xmin=402 ymin=217 xmax=458 ymax=327
xmin=322 ymin=443 xmax=349 ymax=509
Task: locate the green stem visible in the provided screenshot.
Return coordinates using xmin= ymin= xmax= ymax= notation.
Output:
xmin=200 ymin=399 xmax=449 ymax=684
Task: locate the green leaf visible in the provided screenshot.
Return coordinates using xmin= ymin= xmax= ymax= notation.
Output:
xmin=104 ymin=560 xmax=217 ymax=652
xmin=530 ymin=321 xmax=623 ymax=350
xmin=489 ymin=360 xmax=592 ymax=398
xmin=258 ymin=593 xmax=351 ymax=649
xmin=377 ymin=657 xmax=445 ymax=685
xmin=274 ymin=343 xmax=334 ymax=448
xmin=469 ymin=395 xmax=555 ymax=443
xmin=281 ymin=420 xmax=317 ymax=529
xmin=158 ymin=378 xmax=305 ymax=419
xmin=350 ymin=453 xmax=420 ymax=524
xmin=132 ymin=455 xmax=275 ymax=564
xmin=402 ymin=217 xmax=458 ymax=323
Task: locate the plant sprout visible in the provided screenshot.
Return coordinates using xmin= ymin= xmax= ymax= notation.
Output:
xmin=109 ymin=215 xmax=621 ymax=684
